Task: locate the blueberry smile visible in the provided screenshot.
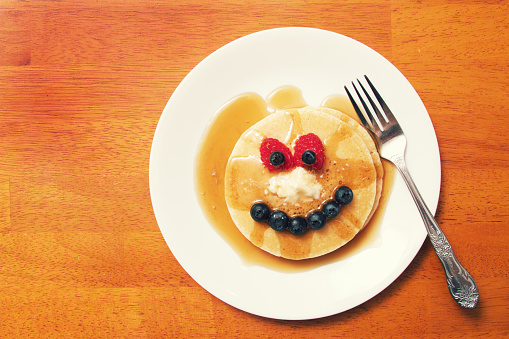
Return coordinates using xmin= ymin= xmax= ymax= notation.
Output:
xmin=250 ymin=186 xmax=353 ymax=235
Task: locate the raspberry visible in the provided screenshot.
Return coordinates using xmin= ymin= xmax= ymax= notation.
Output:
xmin=260 ymin=138 xmax=294 ymax=172
xmin=294 ymin=133 xmax=325 ymax=170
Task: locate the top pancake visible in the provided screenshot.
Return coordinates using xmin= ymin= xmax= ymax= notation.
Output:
xmin=224 ymin=107 xmax=381 ymax=259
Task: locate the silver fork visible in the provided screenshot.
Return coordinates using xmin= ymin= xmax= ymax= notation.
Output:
xmin=345 ymin=76 xmax=479 ymax=309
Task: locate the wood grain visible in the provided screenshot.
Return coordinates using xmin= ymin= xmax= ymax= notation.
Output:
xmin=1 ymin=0 xmax=508 ymax=337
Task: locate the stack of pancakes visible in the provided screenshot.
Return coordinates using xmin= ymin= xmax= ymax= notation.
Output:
xmin=224 ymin=106 xmax=383 ymax=260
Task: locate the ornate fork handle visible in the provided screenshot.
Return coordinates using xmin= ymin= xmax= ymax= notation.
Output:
xmin=391 ymin=153 xmax=479 ymax=309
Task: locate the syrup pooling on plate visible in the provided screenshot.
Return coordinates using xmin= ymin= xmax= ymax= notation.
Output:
xmin=266 ymin=85 xmax=307 ymax=110
xmin=195 ymin=86 xmax=395 ymax=270
xmin=195 ymin=93 xmax=269 ymax=241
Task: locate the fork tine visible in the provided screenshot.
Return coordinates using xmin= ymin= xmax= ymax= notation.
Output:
xmin=364 ymin=75 xmax=397 ymax=123
xmin=357 ymin=79 xmax=388 ymax=130
xmin=351 ymin=81 xmax=382 ymax=134
xmin=344 ymin=85 xmax=370 ymax=128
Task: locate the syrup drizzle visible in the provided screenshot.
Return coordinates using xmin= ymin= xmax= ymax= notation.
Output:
xmin=195 ymin=86 xmax=395 ymax=272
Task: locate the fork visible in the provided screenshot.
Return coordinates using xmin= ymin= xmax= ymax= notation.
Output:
xmin=345 ymin=76 xmax=479 ymax=309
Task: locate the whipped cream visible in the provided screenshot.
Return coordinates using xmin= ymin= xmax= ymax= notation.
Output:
xmin=268 ymin=167 xmax=322 ymax=203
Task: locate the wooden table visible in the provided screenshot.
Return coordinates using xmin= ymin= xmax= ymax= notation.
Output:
xmin=1 ymin=1 xmax=508 ymax=337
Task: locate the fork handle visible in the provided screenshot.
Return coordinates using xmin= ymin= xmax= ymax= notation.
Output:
xmin=390 ymin=153 xmax=479 ymax=309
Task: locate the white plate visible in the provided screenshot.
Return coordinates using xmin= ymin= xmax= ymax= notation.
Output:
xmin=149 ymin=27 xmax=441 ymax=320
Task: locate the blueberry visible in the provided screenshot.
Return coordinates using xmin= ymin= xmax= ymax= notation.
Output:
xmin=335 ymin=186 xmax=353 ymax=205
xmin=322 ymin=200 xmax=340 ymax=218
xmin=250 ymin=202 xmax=270 ymax=222
xmin=269 ymin=151 xmax=285 ymax=167
xmin=268 ymin=210 xmax=289 ymax=231
xmin=288 ymin=216 xmax=307 ymax=235
xmin=301 ymin=150 xmax=317 ymax=165
xmin=307 ymin=211 xmax=327 ymax=230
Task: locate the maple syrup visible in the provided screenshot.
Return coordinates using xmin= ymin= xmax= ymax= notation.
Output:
xmin=195 ymin=86 xmax=396 ymax=272
xmin=266 ymin=85 xmax=307 ymax=110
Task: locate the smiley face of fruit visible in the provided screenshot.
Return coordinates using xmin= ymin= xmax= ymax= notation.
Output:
xmin=251 ymin=133 xmax=353 ymax=235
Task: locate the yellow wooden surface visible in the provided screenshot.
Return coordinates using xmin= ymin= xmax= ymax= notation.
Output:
xmin=0 ymin=0 xmax=508 ymax=337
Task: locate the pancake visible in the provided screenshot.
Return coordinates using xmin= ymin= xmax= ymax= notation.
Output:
xmin=224 ymin=107 xmax=381 ymax=260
